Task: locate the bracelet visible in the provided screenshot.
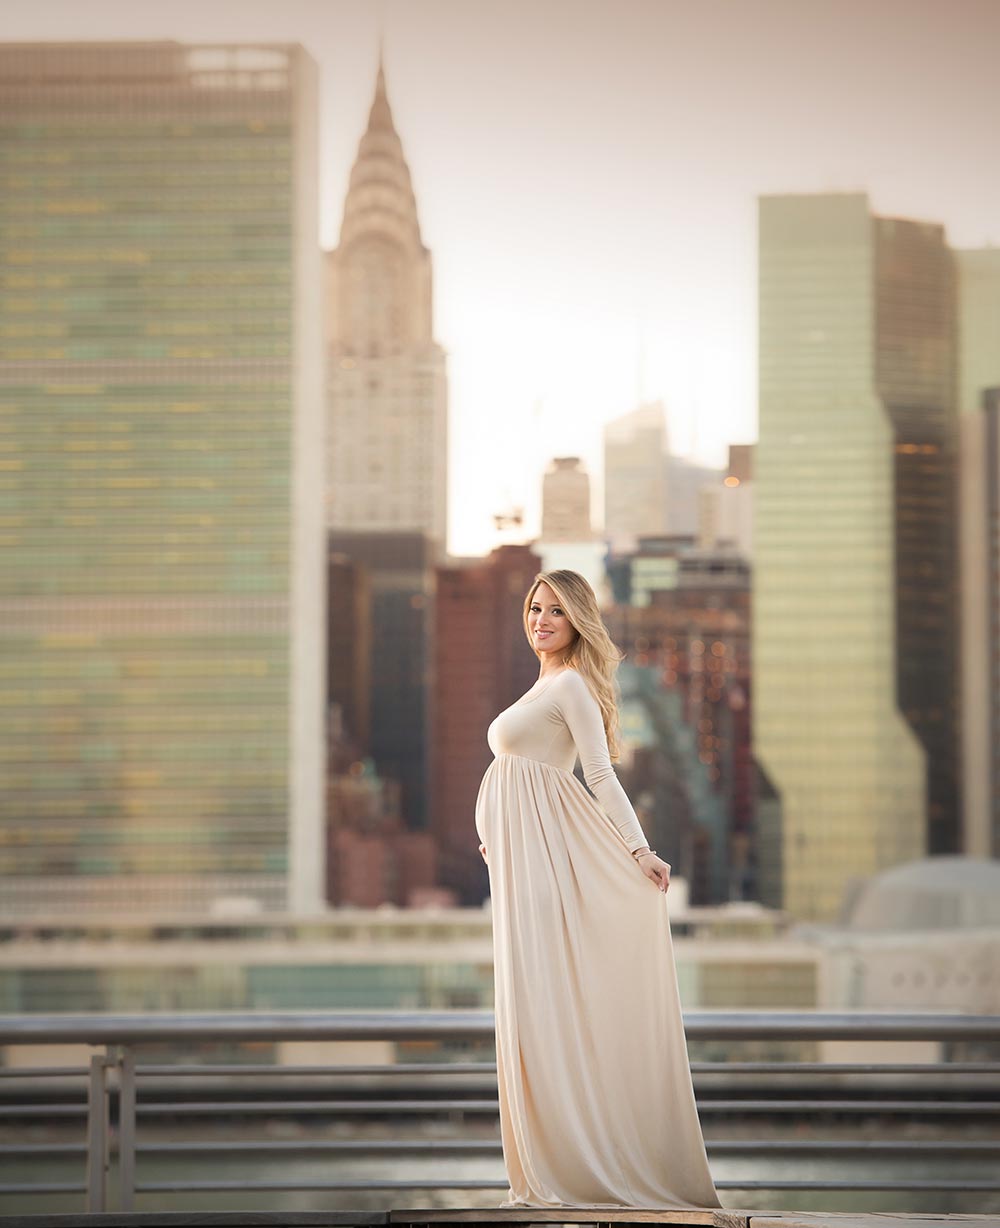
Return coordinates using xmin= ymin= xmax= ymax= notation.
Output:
xmin=632 ymin=847 xmax=657 ymax=859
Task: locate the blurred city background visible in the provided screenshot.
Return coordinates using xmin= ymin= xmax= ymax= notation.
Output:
xmin=1 ymin=0 xmax=999 ymax=1215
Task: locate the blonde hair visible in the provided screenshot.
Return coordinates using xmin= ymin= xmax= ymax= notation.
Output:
xmin=522 ymin=569 xmax=626 ymax=761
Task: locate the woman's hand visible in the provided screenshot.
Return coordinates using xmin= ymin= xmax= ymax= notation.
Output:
xmin=479 ymin=843 xmax=488 ymax=865
xmin=635 ymin=848 xmax=670 ymax=892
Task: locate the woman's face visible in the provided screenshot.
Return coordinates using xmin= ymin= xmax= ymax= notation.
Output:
xmin=528 ymin=582 xmax=576 ymax=662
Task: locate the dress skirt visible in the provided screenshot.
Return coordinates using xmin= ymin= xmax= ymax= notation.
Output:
xmin=475 ymin=749 xmax=720 ymax=1209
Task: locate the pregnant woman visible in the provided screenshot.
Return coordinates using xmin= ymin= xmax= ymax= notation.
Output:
xmin=475 ymin=568 xmax=720 ymax=1210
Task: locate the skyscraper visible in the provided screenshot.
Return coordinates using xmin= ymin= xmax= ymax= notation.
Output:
xmin=325 ymin=60 xmax=448 ymax=555
xmin=698 ymin=443 xmax=754 ymax=556
xmin=665 ymin=455 xmax=724 ymax=538
xmin=327 ymin=530 xmax=436 ymax=831
xmin=540 ymin=456 xmax=593 ymax=541
xmin=432 ymin=545 xmax=542 ymax=903
xmin=0 ymin=43 xmax=326 ymax=916
xmin=326 ymin=552 xmax=372 ymax=751
xmin=537 ymin=457 xmax=607 ymax=596
xmin=755 ymin=193 xmax=960 ymax=921
xmin=603 ymin=402 xmax=669 ymax=547
xmin=957 ymin=249 xmax=1000 ymax=418
xmin=604 ymin=543 xmax=753 ymax=903
xmin=957 ymin=248 xmax=1000 ymax=857
xmin=961 ymin=387 xmax=1000 ymax=859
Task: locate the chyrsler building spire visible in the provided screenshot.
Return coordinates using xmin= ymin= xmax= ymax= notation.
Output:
xmin=325 ymin=56 xmax=448 ymax=546
xmin=338 ymin=57 xmax=425 ymax=256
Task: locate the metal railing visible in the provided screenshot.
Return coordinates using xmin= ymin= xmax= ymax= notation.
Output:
xmin=0 ymin=1010 xmax=998 ymax=1211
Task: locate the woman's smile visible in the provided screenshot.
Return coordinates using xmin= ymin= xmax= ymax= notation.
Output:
xmin=527 ymin=582 xmax=577 ymax=664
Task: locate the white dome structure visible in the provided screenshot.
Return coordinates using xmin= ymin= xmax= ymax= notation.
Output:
xmin=847 ymin=856 xmax=1000 ymax=932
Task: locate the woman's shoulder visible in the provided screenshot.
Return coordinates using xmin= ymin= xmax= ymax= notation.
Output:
xmin=550 ymin=667 xmax=597 ymax=702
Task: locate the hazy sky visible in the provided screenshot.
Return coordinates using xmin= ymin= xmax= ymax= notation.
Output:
xmin=7 ymin=0 xmax=1000 ymax=555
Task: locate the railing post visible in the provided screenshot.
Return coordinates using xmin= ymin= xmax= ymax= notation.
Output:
xmin=85 ymin=1049 xmax=110 ymax=1211
xmin=118 ymin=1043 xmax=137 ymax=1210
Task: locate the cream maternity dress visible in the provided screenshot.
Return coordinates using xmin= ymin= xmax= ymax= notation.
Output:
xmin=474 ymin=666 xmax=720 ymax=1210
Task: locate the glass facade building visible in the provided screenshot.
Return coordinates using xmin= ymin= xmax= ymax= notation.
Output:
xmin=327 ymin=530 xmax=435 ymax=832
xmin=0 ymin=43 xmax=325 ymax=915
xmin=957 ymin=249 xmax=1000 ymax=859
xmin=755 ymin=194 xmax=960 ymax=921
xmin=987 ymin=391 xmax=1000 ymax=858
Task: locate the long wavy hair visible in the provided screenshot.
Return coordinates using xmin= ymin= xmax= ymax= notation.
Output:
xmin=522 ymin=569 xmax=626 ymax=761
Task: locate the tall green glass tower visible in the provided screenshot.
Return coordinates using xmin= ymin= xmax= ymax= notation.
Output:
xmin=0 ymin=43 xmax=325 ymax=916
xmin=755 ymin=194 xmax=960 ymax=921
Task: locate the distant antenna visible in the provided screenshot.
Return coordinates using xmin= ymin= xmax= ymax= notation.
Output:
xmin=691 ymin=379 xmax=702 ymax=462
xmin=376 ymin=1 xmax=387 ymax=71
xmin=636 ymin=312 xmax=647 ymax=407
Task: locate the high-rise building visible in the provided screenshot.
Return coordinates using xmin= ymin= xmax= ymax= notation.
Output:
xmin=963 ymin=388 xmax=1000 ymax=859
xmin=603 ymin=402 xmax=670 ymax=546
xmin=755 ymin=193 xmax=960 ymax=921
xmin=327 ymin=530 xmax=435 ymax=830
xmin=537 ymin=456 xmax=606 ymax=598
xmin=540 ymin=456 xmax=593 ymax=542
xmin=698 ymin=444 xmax=754 ymax=556
xmin=604 ymin=541 xmax=754 ymax=904
xmin=0 ymin=43 xmax=325 ymax=917
xmin=606 ymin=533 xmax=694 ymax=608
xmin=957 ymin=250 xmax=1000 ymax=417
xmin=726 ymin=444 xmax=755 ymax=485
xmin=325 ymin=762 xmax=439 ymax=909
xmin=432 ymin=544 xmax=542 ymax=902
xmin=665 ymin=454 xmax=724 ymax=537
xmin=957 ymin=249 xmax=1000 ymax=857
xmin=326 ymin=553 xmax=371 ymax=750
xmin=325 ymin=61 xmax=448 ymax=555
xmin=602 ymin=402 xmax=722 ymax=543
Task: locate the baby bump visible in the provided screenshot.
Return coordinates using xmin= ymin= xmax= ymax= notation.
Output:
xmin=474 ymin=752 xmax=560 ymax=852
xmin=474 ymin=757 xmax=500 ymax=844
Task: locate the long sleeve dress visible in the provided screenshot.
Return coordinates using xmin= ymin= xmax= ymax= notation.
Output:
xmin=474 ymin=666 xmax=720 ymax=1210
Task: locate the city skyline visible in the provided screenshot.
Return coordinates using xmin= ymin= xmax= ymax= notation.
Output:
xmin=5 ymin=0 xmax=999 ymax=555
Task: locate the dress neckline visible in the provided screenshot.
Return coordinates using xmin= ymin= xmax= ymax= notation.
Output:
xmin=515 ymin=667 xmax=573 ymax=705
